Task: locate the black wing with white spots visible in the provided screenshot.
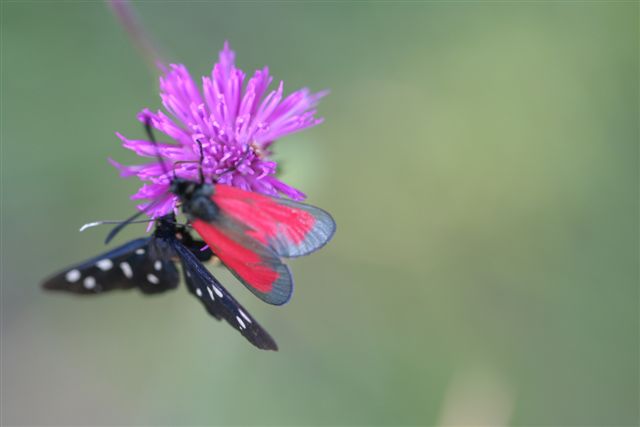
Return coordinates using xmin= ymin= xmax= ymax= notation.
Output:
xmin=42 ymin=238 xmax=179 ymax=295
xmin=171 ymin=240 xmax=278 ymax=351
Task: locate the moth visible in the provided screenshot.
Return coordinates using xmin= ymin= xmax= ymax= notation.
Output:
xmin=43 ymin=215 xmax=279 ymax=351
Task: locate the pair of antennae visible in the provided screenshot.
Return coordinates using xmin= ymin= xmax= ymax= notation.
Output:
xmin=87 ymin=118 xmax=251 ymax=243
xmin=146 ymin=116 xmax=252 ymax=184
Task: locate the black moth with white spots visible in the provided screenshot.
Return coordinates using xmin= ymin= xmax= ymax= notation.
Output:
xmin=42 ymin=215 xmax=278 ymax=351
xmin=43 ymin=240 xmax=178 ymax=295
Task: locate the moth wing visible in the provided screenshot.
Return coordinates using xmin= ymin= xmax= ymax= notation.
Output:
xmin=214 ymin=184 xmax=336 ymax=258
xmin=171 ymin=239 xmax=278 ymax=351
xmin=191 ymin=217 xmax=293 ymax=305
xmin=42 ymin=238 xmax=179 ymax=295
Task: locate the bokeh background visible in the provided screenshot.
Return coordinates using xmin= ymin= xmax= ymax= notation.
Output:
xmin=2 ymin=1 xmax=638 ymax=426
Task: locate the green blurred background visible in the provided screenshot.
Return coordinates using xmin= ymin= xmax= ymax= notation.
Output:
xmin=2 ymin=1 xmax=638 ymax=425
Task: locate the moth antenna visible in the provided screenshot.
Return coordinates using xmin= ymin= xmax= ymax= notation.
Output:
xmin=81 ymin=217 xmax=188 ymax=233
xmin=213 ymin=144 xmax=253 ymax=183
xmin=79 ymin=219 xmax=157 ymax=232
xmin=104 ymin=197 xmax=166 ymax=244
xmin=196 ymin=138 xmax=205 ymax=184
xmin=143 ymin=117 xmax=172 ymax=179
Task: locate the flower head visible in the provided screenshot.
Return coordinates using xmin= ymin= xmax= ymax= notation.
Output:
xmin=111 ymin=41 xmax=326 ymax=219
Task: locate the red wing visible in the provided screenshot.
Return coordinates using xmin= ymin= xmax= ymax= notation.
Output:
xmin=213 ymin=184 xmax=336 ymax=258
xmin=191 ymin=216 xmax=293 ymax=305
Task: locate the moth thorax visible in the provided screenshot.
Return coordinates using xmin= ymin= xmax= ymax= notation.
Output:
xmin=149 ymin=238 xmax=173 ymax=260
xmin=186 ymin=196 xmax=219 ymax=222
xmin=170 ymin=180 xmax=214 ymax=200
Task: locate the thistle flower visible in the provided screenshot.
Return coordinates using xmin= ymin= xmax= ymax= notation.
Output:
xmin=111 ymin=42 xmax=326 ymax=219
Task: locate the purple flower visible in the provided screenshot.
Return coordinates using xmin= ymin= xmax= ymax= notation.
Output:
xmin=111 ymin=41 xmax=326 ymax=219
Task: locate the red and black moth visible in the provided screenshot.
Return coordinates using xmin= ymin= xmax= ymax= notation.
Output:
xmin=165 ymin=179 xmax=335 ymax=305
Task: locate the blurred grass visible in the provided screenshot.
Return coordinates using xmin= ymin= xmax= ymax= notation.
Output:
xmin=2 ymin=1 xmax=638 ymax=426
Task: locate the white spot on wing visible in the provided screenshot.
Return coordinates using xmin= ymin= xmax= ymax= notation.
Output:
xmin=236 ymin=316 xmax=246 ymax=329
xmin=65 ymin=269 xmax=81 ymax=282
xmin=238 ymin=309 xmax=251 ymax=323
xmin=206 ymin=286 xmax=215 ymax=300
xmin=154 ymin=260 xmax=162 ymax=271
xmin=195 ymin=288 xmax=202 ymax=297
xmin=83 ymin=276 xmax=96 ymax=289
xmin=96 ymin=259 xmax=113 ymax=271
xmin=135 ymin=248 xmax=145 ymax=255
xmin=147 ymin=274 xmax=159 ymax=284
xmin=120 ymin=262 xmax=133 ymax=279
xmin=213 ymin=287 xmax=223 ymax=298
